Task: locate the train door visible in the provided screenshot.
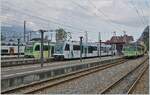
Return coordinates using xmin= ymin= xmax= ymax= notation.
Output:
xmin=70 ymin=44 xmax=74 ymax=58
xmin=64 ymin=43 xmax=70 ymax=59
xmin=84 ymin=45 xmax=87 ymax=58
xmin=43 ymin=45 xmax=49 ymax=58
xmin=33 ymin=44 xmax=40 ymax=58
xmin=73 ymin=45 xmax=80 ymax=58
xmin=9 ymin=47 xmax=14 ymax=55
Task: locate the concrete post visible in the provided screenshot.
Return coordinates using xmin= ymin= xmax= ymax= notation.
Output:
xmin=24 ymin=21 xmax=26 ymax=42
xmin=80 ymin=36 xmax=83 ymax=62
xmin=17 ymin=39 xmax=20 ymax=58
xmin=48 ymin=40 xmax=50 ymax=58
xmin=100 ymin=39 xmax=101 ymax=59
xmin=40 ymin=30 xmax=44 ymax=67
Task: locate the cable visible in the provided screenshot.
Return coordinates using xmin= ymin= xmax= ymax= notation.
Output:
xmin=145 ymin=0 xmax=150 ymax=8
xmin=129 ymin=0 xmax=146 ymax=25
xmin=7 ymin=0 xmax=99 ymax=34
xmin=3 ymin=4 xmax=87 ymax=33
xmin=87 ymin=0 xmax=123 ymax=31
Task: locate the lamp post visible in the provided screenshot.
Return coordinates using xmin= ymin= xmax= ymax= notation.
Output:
xmin=24 ymin=21 xmax=26 ymax=42
xmin=80 ymin=36 xmax=83 ymax=62
xmin=48 ymin=40 xmax=51 ymax=58
xmin=17 ymin=38 xmax=20 ymax=59
xmin=99 ymin=32 xmax=101 ymax=59
xmin=39 ymin=29 xmax=47 ymax=67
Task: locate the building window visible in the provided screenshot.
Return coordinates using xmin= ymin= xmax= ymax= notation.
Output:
xmin=88 ymin=46 xmax=93 ymax=53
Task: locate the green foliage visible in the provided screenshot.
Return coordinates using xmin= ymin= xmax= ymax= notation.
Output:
xmin=55 ymin=28 xmax=67 ymax=41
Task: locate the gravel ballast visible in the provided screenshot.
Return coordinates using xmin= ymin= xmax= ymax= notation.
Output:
xmin=33 ymin=56 xmax=148 ymax=94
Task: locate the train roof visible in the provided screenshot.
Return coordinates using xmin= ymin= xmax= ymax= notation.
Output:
xmin=26 ymin=41 xmax=56 ymax=45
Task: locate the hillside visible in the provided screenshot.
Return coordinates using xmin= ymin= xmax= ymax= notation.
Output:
xmin=138 ymin=25 xmax=149 ymax=50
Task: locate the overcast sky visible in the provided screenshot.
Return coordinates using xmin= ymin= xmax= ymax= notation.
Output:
xmin=1 ymin=0 xmax=150 ymax=42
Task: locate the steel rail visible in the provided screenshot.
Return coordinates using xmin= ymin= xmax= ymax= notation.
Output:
xmin=127 ymin=64 xmax=148 ymax=94
xmin=100 ymin=57 xmax=148 ymax=94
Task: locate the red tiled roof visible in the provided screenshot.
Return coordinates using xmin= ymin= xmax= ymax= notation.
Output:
xmin=106 ymin=35 xmax=134 ymax=44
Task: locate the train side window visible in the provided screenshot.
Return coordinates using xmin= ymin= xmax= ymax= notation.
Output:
xmin=1 ymin=49 xmax=8 ymax=53
xmin=35 ymin=45 xmax=40 ymax=51
xmin=1 ymin=43 xmax=6 ymax=45
xmin=44 ymin=45 xmax=49 ymax=51
xmin=51 ymin=46 xmax=54 ymax=56
xmin=73 ymin=45 xmax=80 ymax=50
xmin=93 ymin=46 xmax=97 ymax=51
xmin=88 ymin=46 xmax=93 ymax=53
xmin=65 ymin=44 xmax=70 ymax=51
xmin=8 ymin=43 xmax=11 ymax=46
xmin=81 ymin=46 xmax=84 ymax=53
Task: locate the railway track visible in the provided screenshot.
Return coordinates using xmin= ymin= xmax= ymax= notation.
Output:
xmin=100 ymin=57 xmax=148 ymax=94
xmin=127 ymin=63 xmax=148 ymax=94
xmin=2 ymin=58 xmax=127 ymax=94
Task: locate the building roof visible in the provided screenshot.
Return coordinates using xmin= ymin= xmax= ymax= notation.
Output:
xmin=106 ymin=34 xmax=134 ymax=44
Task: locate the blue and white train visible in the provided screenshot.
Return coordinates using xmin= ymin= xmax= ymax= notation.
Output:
xmin=53 ymin=41 xmax=115 ymax=60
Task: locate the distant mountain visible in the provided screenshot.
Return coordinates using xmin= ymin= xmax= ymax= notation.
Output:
xmin=1 ymin=25 xmax=40 ymax=42
xmin=1 ymin=25 xmax=24 ymax=41
xmin=138 ymin=25 xmax=149 ymax=49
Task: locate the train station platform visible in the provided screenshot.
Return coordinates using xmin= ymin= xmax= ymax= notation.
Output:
xmin=1 ymin=56 xmax=123 ymax=91
xmin=1 ymin=55 xmax=24 ymax=60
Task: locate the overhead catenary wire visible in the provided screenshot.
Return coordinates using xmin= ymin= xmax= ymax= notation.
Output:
xmin=87 ymin=0 xmax=123 ymax=32
xmin=3 ymin=4 xmax=86 ymax=34
xmin=129 ymin=0 xmax=147 ymax=25
xmin=35 ymin=0 xmax=97 ymax=34
xmin=145 ymin=0 xmax=150 ymax=8
xmin=4 ymin=0 xmax=101 ymax=35
xmin=2 ymin=9 xmax=86 ymax=41
xmin=70 ymin=0 xmax=123 ymax=32
xmin=138 ymin=2 xmax=148 ymax=25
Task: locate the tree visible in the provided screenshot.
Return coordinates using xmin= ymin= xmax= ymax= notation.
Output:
xmin=55 ymin=28 xmax=67 ymax=42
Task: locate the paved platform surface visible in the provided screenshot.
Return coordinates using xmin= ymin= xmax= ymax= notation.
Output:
xmin=1 ymin=55 xmax=24 ymax=59
xmin=1 ymin=57 xmax=53 ymax=62
xmin=1 ymin=56 xmax=121 ymax=79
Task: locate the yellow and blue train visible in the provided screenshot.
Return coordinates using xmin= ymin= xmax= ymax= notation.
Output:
xmin=24 ymin=41 xmax=55 ymax=58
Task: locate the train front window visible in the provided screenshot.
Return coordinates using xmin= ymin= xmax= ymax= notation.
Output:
xmin=65 ymin=44 xmax=70 ymax=51
xmin=35 ymin=45 xmax=40 ymax=51
xmin=55 ymin=42 xmax=64 ymax=54
xmin=44 ymin=45 xmax=49 ymax=51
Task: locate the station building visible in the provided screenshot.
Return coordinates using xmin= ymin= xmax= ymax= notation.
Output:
xmin=106 ymin=34 xmax=134 ymax=55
